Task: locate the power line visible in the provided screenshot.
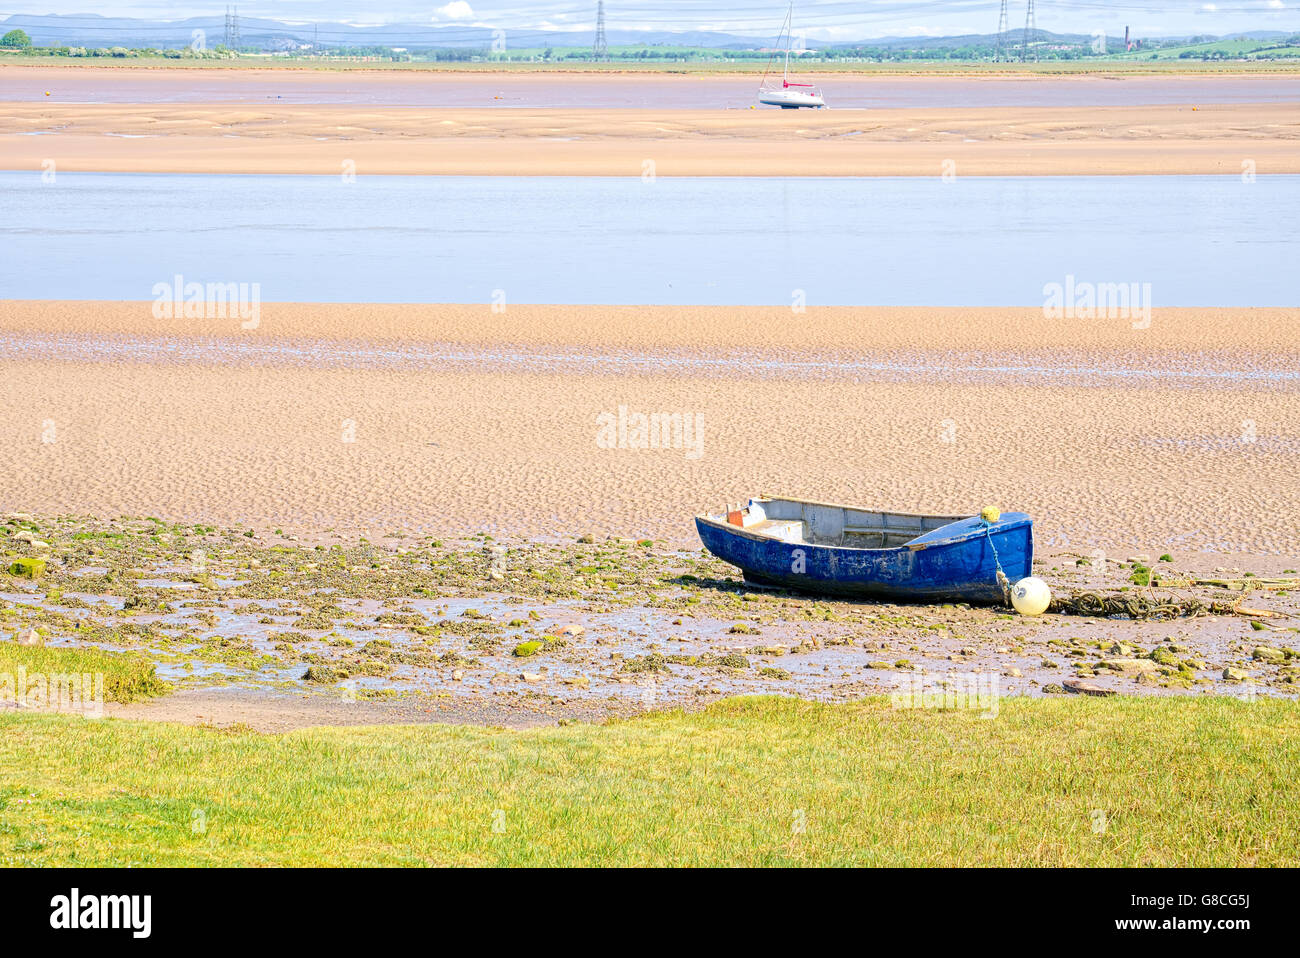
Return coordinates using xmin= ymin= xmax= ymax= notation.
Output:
xmin=11 ymin=2 xmax=1297 ymax=49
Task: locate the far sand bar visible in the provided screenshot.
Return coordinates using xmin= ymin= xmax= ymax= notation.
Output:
xmin=2 ymin=100 xmax=1297 ymax=176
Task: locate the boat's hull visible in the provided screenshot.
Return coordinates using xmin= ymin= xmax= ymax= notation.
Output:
xmin=758 ymin=89 xmax=825 ymax=109
xmin=696 ymin=513 xmax=1033 ymax=603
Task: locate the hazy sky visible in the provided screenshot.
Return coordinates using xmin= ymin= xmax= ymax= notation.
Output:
xmin=6 ymin=1 xmax=1298 ymax=40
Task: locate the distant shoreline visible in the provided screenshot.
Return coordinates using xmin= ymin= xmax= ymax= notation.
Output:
xmin=5 ymin=55 xmax=1300 ymax=75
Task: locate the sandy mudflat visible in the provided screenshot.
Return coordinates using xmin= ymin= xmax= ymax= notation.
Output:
xmin=4 ymin=63 xmax=1296 ymax=176
xmin=2 ymin=300 xmax=1297 ymax=556
xmin=6 ymin=63 xmax=1300 ymax=107
xmin=3 ymin=100 xmax=1297 ymax=176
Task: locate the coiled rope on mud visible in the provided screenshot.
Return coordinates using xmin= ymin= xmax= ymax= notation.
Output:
xmin=1050 ymin=589 xmax=1239 ymax=620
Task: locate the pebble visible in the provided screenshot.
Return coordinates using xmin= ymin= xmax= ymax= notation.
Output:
xmin=1064 ymin=678 xmax=1115 ymax=697
xmin=1100 ymin=657 xmax=1160 ymax=674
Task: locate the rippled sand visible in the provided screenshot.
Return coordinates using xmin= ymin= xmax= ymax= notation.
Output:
xmin=3 ymin=300 xmax=1297 ymax=555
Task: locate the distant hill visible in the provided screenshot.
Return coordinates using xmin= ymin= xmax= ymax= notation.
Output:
xmin=1 ymin=13 xmax=769 ymax=50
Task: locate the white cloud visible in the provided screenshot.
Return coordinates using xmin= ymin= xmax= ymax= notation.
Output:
xmin=1200 ymin=3 xmax=1217 ymax=10
xmin=434 ymin=2 xmax=474 ymax=21
xmin=1267 ymin=0 xmax=1284 ymax=8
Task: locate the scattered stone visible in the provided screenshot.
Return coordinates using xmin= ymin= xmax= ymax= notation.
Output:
xmin=1064 ymin=678 xmax=1115 ymax=697
xmin=16 ymin=629 xmax=43 ymax=647
xmin=7 ymin=558 xmax=46 ymax=579
xmin=1222 ymin=667 xmax=1249 ymax=681
xmin=1099 ymin=657 xmax=1161 ymax=674
xmin=1252 ymin=646 xmax=1286 ymax=664
xmin=513 ymin=641 xmax=542 ymax=657
xmin=1041 ymin=683 xmax=1067 ymax=694
xmin=555 ymin=624 xmax=585 ymax=637
xmin=728 ymin=622 xmax=760 ymax=635
xmin=1135 ymin=671 xmax=1159 ymax=686
xmin=451 ymin=669 xmax=464 ymax=682
xmin=559 ymin=675 xmax=589 ymax=688
xmin=302 ymin=665 xmax=340 ymax=683
xmin=621 ymin=653 xmax=668 ymax=674
xmin=1005 ymin=667 xmax=1023 ymax=678
xmin=1150 ymin=647 xmax=1182 ymax=667
xmin=520 ymin=671 xmax=543 ymax=683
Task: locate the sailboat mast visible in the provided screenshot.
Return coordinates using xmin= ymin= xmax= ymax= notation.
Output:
xmin=783 ymin=3 xmax=792 ymax=82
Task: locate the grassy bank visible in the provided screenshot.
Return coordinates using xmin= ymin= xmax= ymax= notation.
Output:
xmin=2 ymin=695 xmax=1296 ymax=866
xmin=0 ymin=641 xmax=167 ymax=704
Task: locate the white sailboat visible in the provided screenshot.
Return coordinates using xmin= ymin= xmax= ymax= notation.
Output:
xmin=758 ymin=3 xmax=825 ymax=109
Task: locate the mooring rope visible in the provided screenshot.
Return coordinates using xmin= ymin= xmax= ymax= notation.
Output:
xmin=981 ymin=517 xmax=1012 ymax=607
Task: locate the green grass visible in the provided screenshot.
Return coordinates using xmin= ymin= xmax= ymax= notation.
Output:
xmin=2 ymin=696 xmax=1296 ymax=866
xmin=1118 ymin=38 xmax=1300 ymax=61
xmin=0 ymin=642 xmax=168 ymax=704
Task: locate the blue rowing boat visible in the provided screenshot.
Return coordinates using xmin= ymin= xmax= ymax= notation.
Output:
xmin=695 ymin=496 xmax=1033 ymax=604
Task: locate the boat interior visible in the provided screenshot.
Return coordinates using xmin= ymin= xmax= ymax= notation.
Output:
xmin=705 ymin=497 xmax=966 ymax=549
